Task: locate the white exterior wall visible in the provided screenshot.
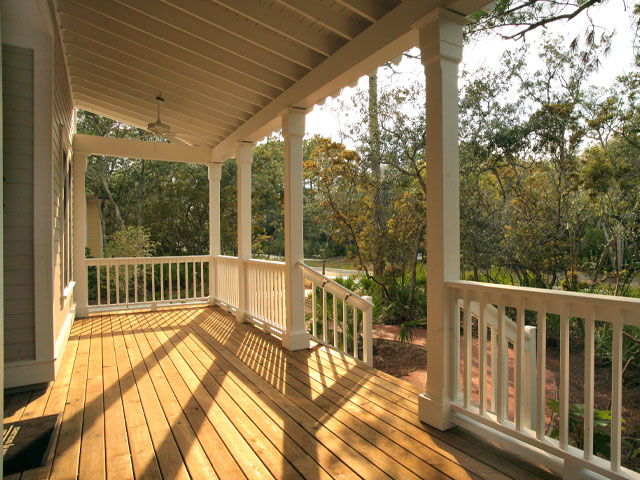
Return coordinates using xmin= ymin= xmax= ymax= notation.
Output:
xmin=2 ymin=44 xmax=35 ymax=363
xmin=2 ymin=0 xmax=76 ymax=388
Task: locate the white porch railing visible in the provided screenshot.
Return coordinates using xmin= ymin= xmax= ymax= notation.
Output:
xmin=300 ymin=263 xmax=373 ymax=366
xmin=86 ymin=255 xmax=210 ymax=310
xmin=464 ymin=299 xmax=537 ymax=429
xmin=245 ymin=258 xmax=286 ymax=332
xmin=213 ymin=255 xmax=239 ymax=311
xmin=447 ymin=280 xmax=640 ymax=480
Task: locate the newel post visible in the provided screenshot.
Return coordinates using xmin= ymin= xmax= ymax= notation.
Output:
xmin=417 ymin=9 xmax=467 ymax=430
xmin=282 ymin=108 xmax=310 ymax=351
xmin=236 ymin=142 xmax=254 ymax=322
xmin=208 ymin=162 xmax=222 ymax=305
xmin=73 ymin=151 xmax=89 ymax=318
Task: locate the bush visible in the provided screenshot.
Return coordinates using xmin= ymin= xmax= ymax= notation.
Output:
xmin=104 ymin=225 xmax=157 ymax=258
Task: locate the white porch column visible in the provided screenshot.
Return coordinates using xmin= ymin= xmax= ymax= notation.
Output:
xmin=73 ymin=152 xmax=89 ymax=318
xmin=417 ymin=9 xmax=467 ymax=430
xmin=282 ymin=108 xmax=310 ymax=351
xmin=208 ymin=162 xmax=222 ymax=305
xmin=236 ymin=142 xmax=254 ymax=322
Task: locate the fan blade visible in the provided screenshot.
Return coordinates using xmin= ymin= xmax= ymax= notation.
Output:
xmin=170 ymin=136 xmax=199 ymax=147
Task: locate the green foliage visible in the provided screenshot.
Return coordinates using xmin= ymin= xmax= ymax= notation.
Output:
xmin=104 ymin=226 xmax=157 ymax=258
xmin=547 ymin=399 xmax=615 ymax=459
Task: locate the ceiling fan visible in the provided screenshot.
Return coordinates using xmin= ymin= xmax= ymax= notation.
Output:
xmin=136 ymin=95 xmax=198 ymax=146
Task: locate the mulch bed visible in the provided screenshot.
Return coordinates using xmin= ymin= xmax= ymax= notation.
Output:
xmin=372 ymin=338 xmax=426 ymax=377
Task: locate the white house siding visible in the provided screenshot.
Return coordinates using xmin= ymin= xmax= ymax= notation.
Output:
xmin=3 ymin=44 xmax=36 ymax=362
xmin=50 ymin=10 xmax=75 ymax=352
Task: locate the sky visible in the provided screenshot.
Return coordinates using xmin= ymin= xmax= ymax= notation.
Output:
xmin=304 ymin=1 xmax=638 ymax=146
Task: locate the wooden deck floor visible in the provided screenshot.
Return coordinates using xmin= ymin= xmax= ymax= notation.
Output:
xmin=4 ymin=306 xmax=559 ymax=479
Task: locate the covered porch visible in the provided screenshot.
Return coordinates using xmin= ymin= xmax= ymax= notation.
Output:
xmin=18 ymin=0 xmax=639 ymax=478
xmin=4 ymin=306 xmax=554 ymax=480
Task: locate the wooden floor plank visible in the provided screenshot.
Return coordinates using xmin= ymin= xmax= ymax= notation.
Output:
xmin=191 ymin=313 xmax=464 ymax=480
xmin=101 ymin=314 xmax=135 ymax=480
xmin=49 ymin=318 xmax=93 ymax=480
xmin=177 ymin=316 xmax=398 ymax=479
xmin=4 ymin=390 xmax=33 ymax=423
xmin=109 ymin=313 xmax=163 ymax=479
xmin=78 ymin=313 xmax=106 ymax=479
xmin=210 ymin=322 xmax=480 ymax=480
xmin=195 ymin=309 xmax=524 ymax=480
xmin=8 ymin=307 xmax=558 ymax=480
xmin=138 ymin=310 xmax=315 ymax=480
xmin=121 ymin=311 xmax=213 ymax=479
xmin=169 ymin=319 xmax=369 ymax=480
xmin=20 ymin=321 xmax=85 ymax=480
xmin=119 ymin=312 xmax=191 ymax=480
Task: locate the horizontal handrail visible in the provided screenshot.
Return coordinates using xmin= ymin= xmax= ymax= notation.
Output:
xmin=448 ymin=280 xmax=640 ymax=323
xmin=86 ymin=255 xmax=210 ymax=266
xmin=86 ymin=255 xmax=211 ymax=311
xmin=447 ymin=279 xmax=640 ymax=480
xmin=299 ymin=262 xmax=372 ymax=311
xmin=300 ymin=262 xmax=373 ymax=366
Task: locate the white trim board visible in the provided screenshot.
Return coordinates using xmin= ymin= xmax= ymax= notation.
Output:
xmin=73 ymin=133 xmax=212 ymax=164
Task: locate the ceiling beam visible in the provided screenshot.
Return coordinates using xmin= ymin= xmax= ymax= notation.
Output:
xmin=75 ymin=97 xmax=222 ymax=149
xmin=61 ymin=0 xmax=307 ymax=81
xmin=76 ymin=99 xmax=212 ymax=145
xmin=65 ymin=45 xmax=262 ymax=115
xmin=157 ymin=0 xmax=323 ymax=69
xmin=211 ymin=0 xmax=344 ymax=56
xmin=211 ymin=0 xmax=459 ymax=159
xmin=62 ymin=28 xmax=278 ymax=104
xmin=274 ymin=0 xmax=366 ymax=40
xmin=73 ymin=133 xmax=212 ymax=164
xmin=73 ymin=91 xmax=226 ymax=143
xmin=59 ymin=11 xmax=291 ymax=93
xmin=71 ymin=77 xmax=234 ymax=136
xmin=69 ymin=69 xmax=239 ymax=132
xmin=67 ymin=57 xmax=250 ymax=124
xmin=332 ymin=0 xmax=397 ymax=22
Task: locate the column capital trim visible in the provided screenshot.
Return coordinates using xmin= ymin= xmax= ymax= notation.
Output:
xmin=208 ymin=162 xmax=222 ymax=181
xmin=282 ymin=108 xmax=307 ymax=138
xmin=235 ymin=141 xmax=255 ymax=165
xmin=73 ymin=151 xmax=89 ymax=173
xmin=412 ymin=8 xmax=469 ymax=30
xmin=416 ymin=8 xmax=468 ymax=66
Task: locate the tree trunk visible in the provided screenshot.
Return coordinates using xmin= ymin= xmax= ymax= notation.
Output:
xmin=406 ymin=221 xmax=426 ymax=316
xmin=136 ymin=159 xmax=145 ymax=227
xmin=101 ymin=175 xmax=125 ymax=229
xmin=368 ymin=71 xmax=384 ymax=277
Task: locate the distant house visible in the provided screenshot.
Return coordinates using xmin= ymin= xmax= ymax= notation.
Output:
xmin=85 ymin=194 xmax=102 ymax=258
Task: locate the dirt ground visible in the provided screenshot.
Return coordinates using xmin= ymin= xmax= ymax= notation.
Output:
xmin=372 ymin=331 xmax=640 ymax=472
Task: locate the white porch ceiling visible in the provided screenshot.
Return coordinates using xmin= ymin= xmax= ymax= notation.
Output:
xmin=54 ymin=0 xmax=489 ymax=160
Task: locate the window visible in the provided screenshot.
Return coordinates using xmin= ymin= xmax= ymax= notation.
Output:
xmin=62 ymin=149 xmax=73 ymax=292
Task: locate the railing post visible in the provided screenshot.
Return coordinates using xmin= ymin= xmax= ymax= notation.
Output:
xmin=73 ymin=151 xmax=89 ymax=318
xmin=362 ymin=296 xmax=373 ymax=367
xmin=208 ymin=162 xmax=222 ymax=305
xmin=236 ymin=142 xmax=254 ymax=323
xmin=416 ymin=9 xmax=467 ymax=431
xmin=524 ymin=325 xmax=537 ymax=430
xmin=282 ymin=109 xmax=310 ymax=350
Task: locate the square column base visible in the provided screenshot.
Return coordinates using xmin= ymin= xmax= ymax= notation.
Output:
xmin=418 ymin=393 xmax=454 ymax=431
xmin=75 ymin=304 xmax=88 ymax=319
xmin=235 ymin=311 xmax=249 ymax=323
xmin=282 ymin=330 xmax=310 ymax=351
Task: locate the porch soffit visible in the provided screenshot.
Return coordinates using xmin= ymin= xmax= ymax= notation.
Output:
xmin=53 ymin=0 xmax=490 ymax=161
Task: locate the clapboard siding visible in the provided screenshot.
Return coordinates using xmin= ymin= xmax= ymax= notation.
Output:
xmin=3 ymin=44 xmax=35 ymax=362
xmin=51 ymin=14 xmax=75 ymax=344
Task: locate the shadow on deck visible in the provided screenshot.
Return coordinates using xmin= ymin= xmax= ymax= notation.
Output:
xmin=4 ymin=306 xmax=560 ymax=479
